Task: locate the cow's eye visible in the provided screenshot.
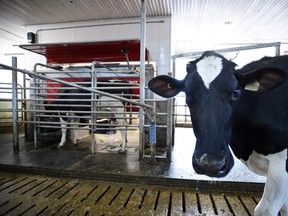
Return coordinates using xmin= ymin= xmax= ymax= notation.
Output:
xmin=232 ymin=88 xmax=241 ymax=101
xmin=167 ymin=83 xmax=173 ymax=89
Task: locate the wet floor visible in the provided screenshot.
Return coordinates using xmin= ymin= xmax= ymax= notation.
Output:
xmin=0 ymin=127 xmax=265 ymax=193
xmin=0 ymin=127 xmax=267 ymax=215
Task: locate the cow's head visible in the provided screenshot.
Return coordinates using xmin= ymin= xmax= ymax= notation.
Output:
xmin=148 ymin=51 xmax=239 ymax=177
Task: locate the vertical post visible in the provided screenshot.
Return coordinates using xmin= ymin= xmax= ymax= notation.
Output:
xmin=275 ymin=43 xmax=280 ymax=56
xmin=139 ymin=0 xmax=146 ymax=160
xmin=166 ymin=72 xmax=173 ymax=162
xmin=167 ymin=59 xmax=176 ymax=162
xmin=12 ymin=57 xmax=19 ymax=153
xmin=23 ymin=73 xmax=28 ymax=138
xmin=91 ymin=62 xmax=97 ymax=154
xmin=32 ymin=65 xmax=38 ymax=149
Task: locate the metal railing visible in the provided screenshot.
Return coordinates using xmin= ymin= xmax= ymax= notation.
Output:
xmin=0 ymin=83 xmax=24 ymax=127
xmin=0 ymin=59 xmax=173 ymax=161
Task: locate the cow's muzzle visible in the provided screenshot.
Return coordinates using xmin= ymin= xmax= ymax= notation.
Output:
xmin=192 ymin=153 xmax=233 ymax=177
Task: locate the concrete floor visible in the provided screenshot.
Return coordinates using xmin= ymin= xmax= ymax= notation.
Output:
xmin=0 ymin=127 xmax=265 ymax=193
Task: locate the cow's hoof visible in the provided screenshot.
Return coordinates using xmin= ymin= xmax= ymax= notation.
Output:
xmin=57 ymin=145 xmax=64 ymax=149
xmin=118 ymin=149 xmax=126 ymax=154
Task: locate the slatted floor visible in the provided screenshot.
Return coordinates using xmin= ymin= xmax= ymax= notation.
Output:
xmin=0 ymin=171 xmax=261 ymax=216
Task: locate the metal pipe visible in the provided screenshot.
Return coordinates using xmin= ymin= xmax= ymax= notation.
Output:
xmin=23 ymin=73 xmax=28 ymax=138
xmin=275 ymin=44 xmax=281 ymax=56
xmin=33 ymin=63 xmax=63 ymax=71
xmin=32 ymin=68 xmax=39 ymax=149
xmin=166 ymin=73 xmax=173 ymax=162
xmin=139 ymin=0 xmax=147 ymax=160
xmin=121 ymin=49 xmax=131 ymax=70
xmin=172 ymin=42 xmax=282 ymax=59
xmin=12 ymin=57 xmax=19 ymax=153
xmin=91 ymin=62 xmax=98 ymax=153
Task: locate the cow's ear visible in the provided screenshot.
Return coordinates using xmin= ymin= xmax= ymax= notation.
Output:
xmin=237 ymin=68 xmax=288 ymax=93
xmin=148 ymin=75 xmax=185 ymax=98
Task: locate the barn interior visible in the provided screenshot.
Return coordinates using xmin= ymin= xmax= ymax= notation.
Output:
xmin=0 ymin=0 xmax=288 ymax=215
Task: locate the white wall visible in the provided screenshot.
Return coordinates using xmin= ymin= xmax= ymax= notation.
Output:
xmin=24 ymin=16 xmax=172 ymax=75
xmin=0 ymin=44 xmax=26 ymax=94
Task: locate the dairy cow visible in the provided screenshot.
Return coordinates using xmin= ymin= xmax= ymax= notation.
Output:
xmin=45 ymin=80 xmax=130 ymax=153
xmin=148 ymin=51 xmax=288 ymax=215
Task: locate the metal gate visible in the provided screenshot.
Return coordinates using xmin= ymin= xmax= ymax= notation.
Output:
xmin=172 ymin=42 xmax=282 ymax=127
xmin=31 ymin=63 xmax=142 ymax=153
xmin=0 ymin=59 xmax=173 ymax=161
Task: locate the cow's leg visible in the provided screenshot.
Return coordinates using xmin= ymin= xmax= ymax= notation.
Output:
xmin=109 ymin=103 xmax=127 ymax=153
xmin=253 ymin=150 xmax=288 ymax=216
xmin=255 ymin=173 xmax=288 ymax=216
xmin=101 ymin=97 xmax=128 ymax=153
xmin=116 ymin=114 xmax=127 ymax=154
xmin=72 ymin=117 xmax=80 ymax=145
xmin=280 ymin=198 xmax=288 ymax=216
xmin=58 ymin=117 xmax=68 ymax=148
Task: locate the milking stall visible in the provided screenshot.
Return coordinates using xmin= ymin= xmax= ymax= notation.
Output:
xmin=1 ymin=1 xmax=288 ymax=215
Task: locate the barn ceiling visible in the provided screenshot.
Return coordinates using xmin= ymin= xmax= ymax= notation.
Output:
xmin=1 ymin=0 xmax=288 ymax=51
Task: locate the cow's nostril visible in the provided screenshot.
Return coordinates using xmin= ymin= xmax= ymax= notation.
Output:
xmin=193 ymin=153 xmax=228 ymax=177
xmin=199 ymin=154 xmax=226 ymax=168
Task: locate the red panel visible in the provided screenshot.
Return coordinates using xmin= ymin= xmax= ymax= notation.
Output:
xmin=19 ymin=40 xmax=149 ymax=64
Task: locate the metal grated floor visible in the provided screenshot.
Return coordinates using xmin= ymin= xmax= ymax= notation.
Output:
xmin=0 ymin=172 xmax=261 ymax=216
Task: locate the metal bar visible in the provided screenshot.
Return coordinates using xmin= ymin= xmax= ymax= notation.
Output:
xmin=33 ymin=63 xmax=62 ymax=71
xmin=121 ymin=48 xmax=131 ymax=70
xmin=28 ymin=83 xmax=140 ymax=87
xmin=33 ymin=125 xmax=139 ymax=130
xmin=28 ymin=121 xmax=138 ymax=128
xmin=172 ymin=42 xmax=282 ymax=59
xmin=91 ymin=62 xmax=97 ymax=153
xmin=275 ymin=44 xmax=281 ymax=56
xmin=23 ymin=110 xmax=139 ymax=114
xmin=30 ymin=87 xmax=141 ymax=90
xmin=23 ymin=73 xmax=28 ymax=138
xmin=166 ymin=73 xmax=174 ymax=162
xmin=139 ymin=0 xmax=146 ymax=160
xmin=31 ymin=94 xmax=138 ymax=99
xmin=32 ymin=72 xmax=38 ymax=149
xmin=12 ymin=57 xmax=19 ymax=153
xmin=34 ymin=69 xmax=139 ymax=74
xmin=0 ymin=98 xmax=15 ymax=101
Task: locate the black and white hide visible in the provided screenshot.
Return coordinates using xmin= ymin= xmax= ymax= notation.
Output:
xmin=45 ymin=81 xmax=130 ymax=153
xmin=148 ymin=51 xmax=288 ymax=216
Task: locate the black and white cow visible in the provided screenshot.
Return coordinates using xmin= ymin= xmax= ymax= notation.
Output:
xmin=45 ymin=80 xmax=130 ymax=153
xmin=148 ymin=51 xmax=288 ymax=216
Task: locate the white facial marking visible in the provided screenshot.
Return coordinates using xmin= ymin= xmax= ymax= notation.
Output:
xmin=196 ymin=55 xmax=223 ymax=89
